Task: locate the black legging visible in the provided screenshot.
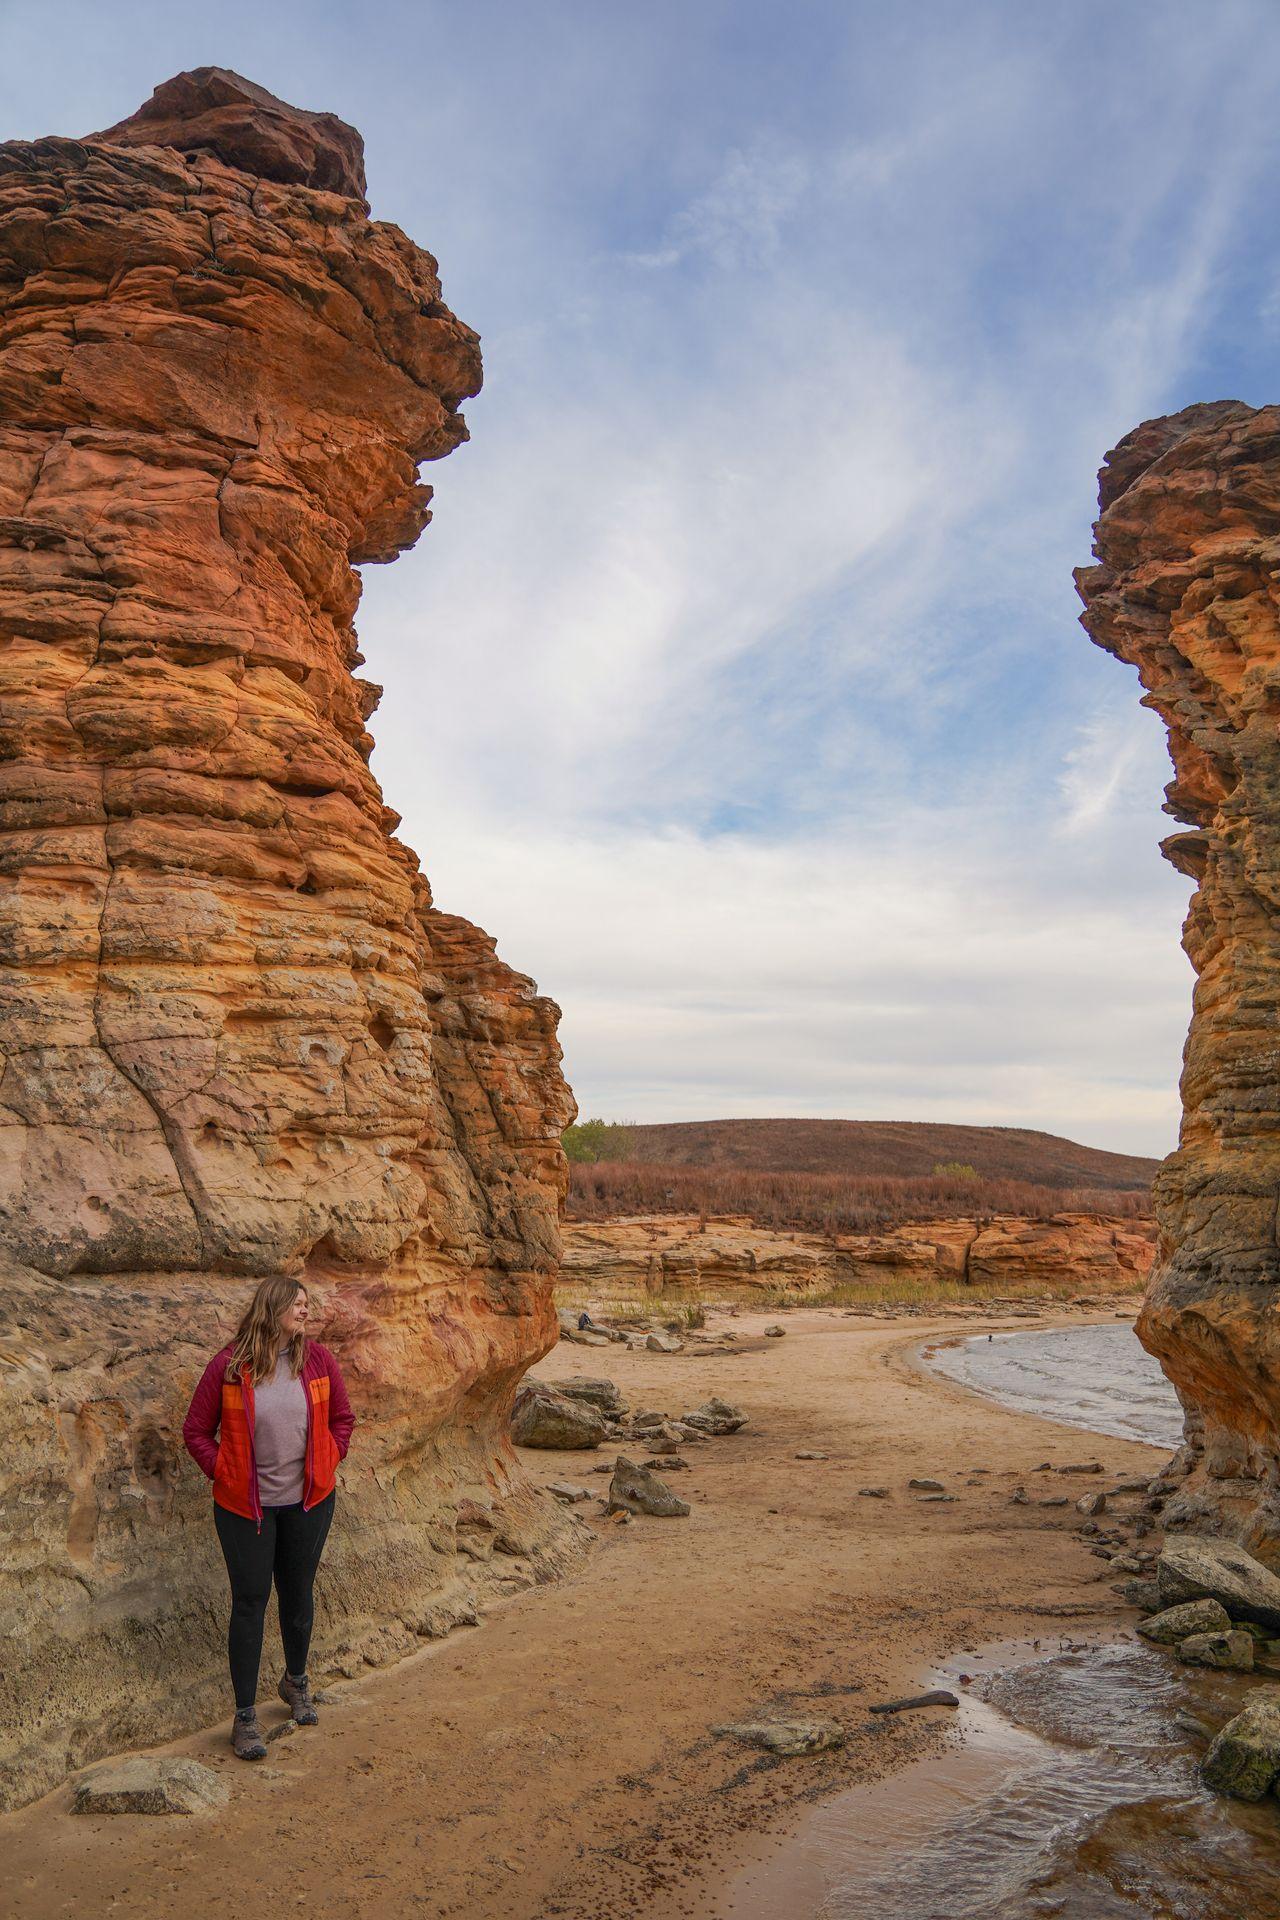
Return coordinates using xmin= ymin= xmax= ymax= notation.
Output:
xmin=213 ymin=1492 xmax=335 ymax=1711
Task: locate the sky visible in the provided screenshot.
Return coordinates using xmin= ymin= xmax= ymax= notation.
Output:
xmin=6 ymin=0 xmax=1279 ymax=1157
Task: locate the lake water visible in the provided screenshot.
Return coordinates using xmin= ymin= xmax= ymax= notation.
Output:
xmin=925 ymin=1320 xmax=1184 ymax=1450
xmin=724 ymin=1322 xmax=1280 ymax=1920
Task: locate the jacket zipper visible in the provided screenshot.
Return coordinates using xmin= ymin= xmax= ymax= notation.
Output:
xmin=244 ymin=1372 xmax=263 ymax=1534
xmin=302 ymin=1355 xmax=315 ymax=1511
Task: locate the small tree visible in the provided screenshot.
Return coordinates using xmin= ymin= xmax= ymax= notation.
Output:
xmin=933 ymin=1161 xmax=980 ymax=1182
xmin=562 ymin=1118 xmax=636 ymax=1164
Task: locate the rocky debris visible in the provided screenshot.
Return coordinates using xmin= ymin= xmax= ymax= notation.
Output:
xmin=643 ymin=1425 xmax=686 ymax=1455
xmin=909 ymin=1478 xmax=945 ymax=1492
xmin=0 ymin=67 xmax=580 ymax=1816
xmin=1120 ymin=1578 xmax=1162 ymax=1613
xmin=1201 ymin=1691 xmax=1280 ymax=1800
xmin=713 ymin=1718 xmax=844 ymax=1756
xmin=1110 ymin=1479 xmax=1150 ymax=1495
xmin=511 ymin=1385 xmax=607 ymax=1451
xmin=646 ymin=1455 xmax=689 ymax=1470
xmin=921 ymin=1494 xmax=956 ymax=1504
xmin=681 ymin=1399 xmax=747 ymax=1436
xmin=1178 ymin=1630 xmax=1254 ymax=1671
xmin=1077 ymin=1492 xmax=1107 ymax=1517
xmin=606 ymin=1456 xmax=690 ymax=1519
xmin=645 ymin=1332 xmax=683 ymax=1354
xmin=71 ymin=1758 xmax=227 ymax=1816
xmin=1078 ymin=402 xmax=1280 ymax=1555
xmin=868 ymin=1691 xmax=960 ymax=1715
xmin=764 ymin=1325 xmax=786 ymax=1338
xmin=1156 ymin=1537 xmax=1280 ymax=1631
xmin=1137 ymin=1598 xmax=1232 ymax=1644
xmin=859 ymin=1487 xmax=890 ymax=1499
xmin=1056 ymin=1463 xmax=1104 ymax=1476
xmin=545 ymin=1483 xmax=592 ymax=1505
xmin=795 ymin=1451 xmax=829 ymax=1461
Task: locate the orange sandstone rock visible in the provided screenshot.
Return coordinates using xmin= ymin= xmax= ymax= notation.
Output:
xmin=1077 ymin=401 xmax=1280 ymax=1558
xmin=560 ymin=1212 xmax=1153 ymax=1298
xmin=0 ymin=69 xmax=577 ymax=1810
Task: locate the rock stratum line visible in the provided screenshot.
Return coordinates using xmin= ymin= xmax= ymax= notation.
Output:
xmin=1077 ymin=400 xmax=1280 ymax=1558
xmin=0 ymin=68 xmax=578 ymax=1811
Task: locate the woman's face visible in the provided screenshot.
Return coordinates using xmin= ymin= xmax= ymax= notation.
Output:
xmin=279 ymin=1287 xmax=309 ymax=1339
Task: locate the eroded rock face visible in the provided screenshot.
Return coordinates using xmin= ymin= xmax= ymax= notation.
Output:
xmin=561 ymin=1211 xmax=1154 ymax=1297
xmin=1077 ymin=401 xmax=1280 ymax=1561
xmin=0 ymin=68 xmax=576 ymax=1810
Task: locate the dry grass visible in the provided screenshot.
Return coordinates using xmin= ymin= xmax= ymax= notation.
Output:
xmin=566 ymin=1161 xmax=1152 ymax=1236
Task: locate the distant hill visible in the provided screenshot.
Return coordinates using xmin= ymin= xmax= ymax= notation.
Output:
xmin=603 ymin=1119 xmax=1158 ymax=1191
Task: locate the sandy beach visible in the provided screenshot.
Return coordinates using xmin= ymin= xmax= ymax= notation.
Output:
xmin=1 ymin=1308 xmax=1164 ymax=1919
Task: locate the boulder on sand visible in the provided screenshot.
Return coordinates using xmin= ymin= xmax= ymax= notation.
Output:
xmin=511 ymin=1384 xmax=608 ymax=1450
xmin=554 ymin=1377 xmax=625 ymax=1415
xmin=606 ymin=1455 xmax=690 ymax=1518
xmin=1157 ymin=1536 xmax=1280 ymax=1630
xmin=1178 ymin=1629 xmax=1254 ymax=1671
xmin=1201 ymin=1691 xmax=1280 ymax=1799
xmin=1137 ymin=1598 xmax=1232 ymax=1644
xmin=646 ymin=1331 xmax=683 ymax=1353
xmin=72 ymin=1757 xmax=227 ymax=1816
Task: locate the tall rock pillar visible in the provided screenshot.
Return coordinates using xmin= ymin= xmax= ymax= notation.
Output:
xmin=0 ymin=69 xmax=577 ymax=1809
xmin=1077 ymin=400 xmax=1280 ymax=1557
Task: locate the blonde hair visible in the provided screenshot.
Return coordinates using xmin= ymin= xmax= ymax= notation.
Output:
xmin=228 ymin=1276 xmax=308 ymax=1387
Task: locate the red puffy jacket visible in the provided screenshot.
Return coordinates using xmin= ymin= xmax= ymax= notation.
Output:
xmin=183 ymin=1338 xmax=355 ymax=1533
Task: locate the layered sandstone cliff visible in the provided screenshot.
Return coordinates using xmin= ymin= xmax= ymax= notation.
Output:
xmin=561 ymin=1212 xmax=1154 ymax=1298
xmin=0 ymin=69 xmax=577 ymax=1810
xmin=1077 ymin=401 xmax=1280 ymax=1559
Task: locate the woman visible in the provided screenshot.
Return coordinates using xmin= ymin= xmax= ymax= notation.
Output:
xmin=182 ymin=1277 xmax=355 ymax=1760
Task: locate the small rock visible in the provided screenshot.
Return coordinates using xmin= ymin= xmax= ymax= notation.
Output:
xmin=858 ymin=1487 xmax=890 ymax=1499
xmin=1137 ymin=1597 xmax=1232 ymax=1645
xmin=606 ymin=1455 xmax=690 ymax=1518
xmin=1179 ymin=1629 xmax=1255 ymax=1672
xmin=646 ymin=1455 xmax=689 ymax=1470
xmin=795 ymin=1450 xmax=829 ymax=1461
xmin=868 ymin=1691 xmax=960 ymax=1715
xmin=546 ymin=1482 xmax=592 ymax=1504
xmin=71 ymin=1758 xmax=228 ymax=1816
xmin=921 ymin=1494 xmax=956 ymax=1503
xmin=1077 ymin=1491 xmax=1107 ymax=1516
xmin=646 ymin=1332 xmax=683 ymax=1354
xmin=1120 ymin=1577 xmax=1162 ymax=1613
xmin=764 ymin=1325 xmax=786 ymax=1338
xmin=713 ymin=1718 xmax=844 ymax=1755
xmin=1037 ymin=1497 xmax=1069 ymax=1509
xmin=682 ymin=1398 xmax=747 ymax=1436
xmin=1055 ymin=1462 xmax=1104 ymax=1475
xmin=1110 ymin=1479 xmax=1150 ymax=1495
xmin=1201 ymin=1692 xmax=1280 ymax=1800
xmin=908 ymin=1478 xmax=944 ymax=1492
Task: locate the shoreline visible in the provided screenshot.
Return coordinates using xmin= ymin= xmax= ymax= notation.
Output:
xmin=1 ymin=1305 xmax=1164 ymax=1919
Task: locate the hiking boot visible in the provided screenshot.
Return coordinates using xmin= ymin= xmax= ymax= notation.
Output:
xmin=278 ymin=1670 xmax=319 ymax=1725
xmin=232 ymin=1707 xmax=267 ymax=1760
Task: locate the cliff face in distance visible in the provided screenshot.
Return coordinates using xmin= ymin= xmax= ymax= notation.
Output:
xmin=0 ymin=68 xmax=577 ymax=1809
xmin=561 ymin=1211 xmax=1155 ymax=1300
xmin=1077 ymin=400 xmax=1280 ymax=1560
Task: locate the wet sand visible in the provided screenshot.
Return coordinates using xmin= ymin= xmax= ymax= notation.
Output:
xmin=1 ymin=1306 xmax=1163 ymax=1919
